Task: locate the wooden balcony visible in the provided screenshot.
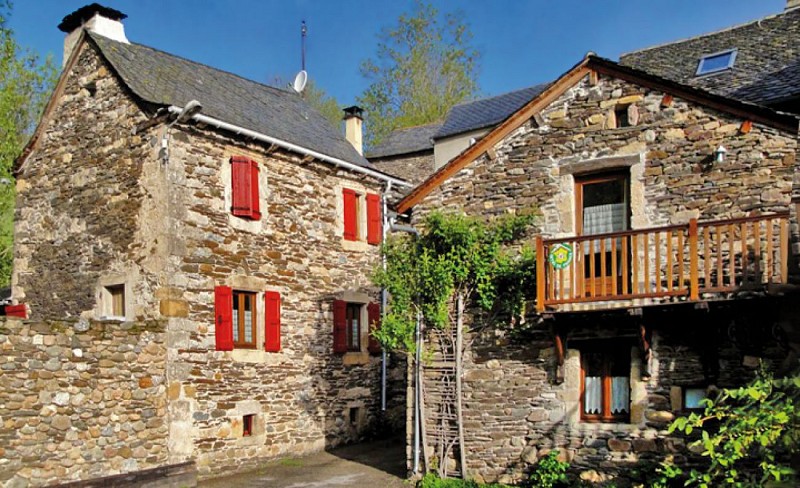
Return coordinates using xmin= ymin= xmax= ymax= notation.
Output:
xmin=535 ymin=212 xmax=791 ymax=312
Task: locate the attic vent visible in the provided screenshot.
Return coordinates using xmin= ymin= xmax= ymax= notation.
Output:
xmin=695 ymin=49 xmax=737 ymax=76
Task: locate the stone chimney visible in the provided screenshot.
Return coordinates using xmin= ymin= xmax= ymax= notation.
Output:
xmin=58 ymin=4 xmax=129 ymax=67
xmin=343 ymin=106 xmax=364 ymax=155
xmin=788 ymin=0 xmax=800 ymax=10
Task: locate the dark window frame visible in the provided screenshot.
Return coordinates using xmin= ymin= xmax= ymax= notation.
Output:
xmin=683 ymin=386 xmax=709 ymax=412
xmin=232 ymin=290 xmax=257 ymax=349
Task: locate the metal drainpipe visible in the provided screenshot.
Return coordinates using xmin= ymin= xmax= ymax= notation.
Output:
xmin=386 ymin=219 xmax=421 ymax=473
xmin=380 ymin=181 xmax=392 ymax=412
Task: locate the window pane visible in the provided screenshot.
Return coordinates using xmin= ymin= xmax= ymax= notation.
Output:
xmin=611 ymin=376 xmax=630 ymax=414
xmin=699 ymin=52 xmax=733 ymax=74
xmin=584 ymin=376 xmax=602 ymax=415
xmin=243 ymin=294 xmax=253 ymax=343
xmin=233 ymin=295 xmax=240 ymax=342
xmin=685 ymin=388 xmax=707 ymax=409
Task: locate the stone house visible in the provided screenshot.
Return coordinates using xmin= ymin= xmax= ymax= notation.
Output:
xmin=368 ymin=122 xmax=441 ymax=184
xmin=393 ymin=54 xmax=800 ymax=484
xmin=3 ymin=4 xmax=409 ymax=485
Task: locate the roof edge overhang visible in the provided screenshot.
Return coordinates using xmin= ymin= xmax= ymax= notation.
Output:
xmin=394 ymin=54 xmax=799 ymax=215
xmin=14 ymin=31 xmax=89 ymax=175
xmin=168 ymin=107 xmax=411 ymax=188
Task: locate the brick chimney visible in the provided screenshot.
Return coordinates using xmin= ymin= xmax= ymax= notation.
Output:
xmin=788 ymin=0 xmax=800 ymax=10
xmin=343 ymin=106 xmax=364 ymax=155
xmin=58 ymin=3 xmax=128 ymax=67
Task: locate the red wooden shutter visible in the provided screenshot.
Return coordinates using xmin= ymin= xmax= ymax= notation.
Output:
xmin=249 ymin=159 xmax=261 ymax=220
xmin=367 ymin=302 xmax=381 ymax=354
xmin=264 ymin=291 xmax=281 ymax=352
xmin=333 ymin=300 xmax=348 ymax=353
xmin=214 ymin=286 xmax=234 ymax=351
xmin=342 ymin=189 xmax=357 ymax=241
xmin=231 ymin=156 xmax=260 ymax=219
xmin=366 ymin=193 xmax=382 ymax=245
xmin=5 ymin=304 xmax=27 ymax=318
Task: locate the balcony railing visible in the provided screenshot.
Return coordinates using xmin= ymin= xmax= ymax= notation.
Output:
xmin=535 ymin=212 xmax=790 ymax=311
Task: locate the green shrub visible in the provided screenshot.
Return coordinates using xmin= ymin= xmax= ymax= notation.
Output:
xmin=527 ymin=451 xmax=569 ymax=488
xmin=417 ymin=473 xmax=511 ymax=488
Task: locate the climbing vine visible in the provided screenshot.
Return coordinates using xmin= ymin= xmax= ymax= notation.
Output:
xmin=371 ymin=210 xmax=537 ymax=353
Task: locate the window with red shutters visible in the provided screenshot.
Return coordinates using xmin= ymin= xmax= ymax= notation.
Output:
xmin=367 ymin=302 xmax=381 ymax=354
xmin=333 ymin=300 xmax=348 ymax=353
xmin=264 ymin=291 xmax=281 ymax=352
xmin=366 ymin=193 xmax=382 ymax=245
xmin=343 ymin=189 xmax=358 ymax=241
xmin=214 ymin=286 xmax=234 ymax=351
xmin=230 ymin=156 xmax=261 ymax=220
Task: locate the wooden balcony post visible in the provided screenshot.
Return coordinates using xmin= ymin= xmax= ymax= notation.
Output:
xmin=536 ymin=236 xmax=546 ymax=312
xmin=689 ymin=218 xmax=699 ymax=300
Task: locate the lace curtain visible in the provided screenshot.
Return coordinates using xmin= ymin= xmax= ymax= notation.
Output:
xmin=583 ymin=203 xmax=627 ymax=253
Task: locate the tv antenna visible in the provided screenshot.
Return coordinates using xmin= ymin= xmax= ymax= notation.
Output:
xmin=301 ymin=20 xmax=307 ymax=71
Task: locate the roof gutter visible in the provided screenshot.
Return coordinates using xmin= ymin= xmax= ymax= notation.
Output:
xmin=167 ymin=106 xmax=412 ymax=187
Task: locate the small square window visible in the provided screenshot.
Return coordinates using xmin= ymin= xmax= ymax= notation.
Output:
xmin=102 ymin=284 xmax=125 ymax=319
xmin=615 ymin=105 xmax=631 ymax=128
xmin=243 ymin=414 xmax=255 ymax=437
xmin=696 ymin=49 xmax=737 ymax=76
xmin=684 ymin=387 xmax=708 ymax=411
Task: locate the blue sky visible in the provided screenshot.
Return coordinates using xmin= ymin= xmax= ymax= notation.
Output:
xmin=10 ymin=1 xmax=787 ymax=105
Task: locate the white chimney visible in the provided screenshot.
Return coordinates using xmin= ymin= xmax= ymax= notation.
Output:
xmin=343 ymin=106 xmax=364 ymax=155
xmin=58 ymin=4 xmax=129 ymax=67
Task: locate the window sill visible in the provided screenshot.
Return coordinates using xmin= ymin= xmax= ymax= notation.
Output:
xmin=342 ymin=351 xmax=370 ymax=365
xmin=97 ymin=315 xmax=126 ymax=322
xmin=231 ymin=349 xmax=286 ymax=364
xmin=573 ymin=422 xmax=640 ymax=434
xmin=341 ymin=238 xmax=371 ymax=252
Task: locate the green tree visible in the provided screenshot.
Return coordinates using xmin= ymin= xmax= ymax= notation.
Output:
xmin=358 ymin=1 xmax=480 ymax=146
xmin=268 ymin=75 xmax=342 ymax=129
xmin=371 ymin=211 xmax=536 ymax=353
xmin=659 ymin=369 xmax=799 ymax=487
xmin=0 ymin=1 xmax=57 ymax=285
xmin=303 ymin=79 xmax=342 ymax=130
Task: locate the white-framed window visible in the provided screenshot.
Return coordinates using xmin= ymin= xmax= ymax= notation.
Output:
xmin=695 ymin=49 xmax=737 ymax=76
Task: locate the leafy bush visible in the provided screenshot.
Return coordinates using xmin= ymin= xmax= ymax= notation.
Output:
xmin=661 ymin=369 xmax=799 ymax=487
xmin=417 ymin=472 xmax=510 ymax=488
xmin=526 ymin=451 xmax=569 ymax=488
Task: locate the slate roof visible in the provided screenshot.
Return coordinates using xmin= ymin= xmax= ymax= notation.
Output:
xmin=620 ymin=7 xmax=800 ymax=106
xmin=433 ymin=84 xmax=550 ymax=140
xmin=88 ymin=32 xmax=371 ymax=167
xmin=366 ymin=122 xmax=442 ymax=159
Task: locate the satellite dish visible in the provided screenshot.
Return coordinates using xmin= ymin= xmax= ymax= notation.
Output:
xmin=292 ymin=70 xmax=308 ymax=93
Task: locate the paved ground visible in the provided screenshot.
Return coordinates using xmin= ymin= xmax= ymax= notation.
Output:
xmin=198 ymin=437 xmax=407 ymax=488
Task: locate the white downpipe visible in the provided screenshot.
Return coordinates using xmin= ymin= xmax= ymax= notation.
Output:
xmin=166 ymin=106 xmax=411 ymax=187
xmin=380 ymin=181 xmax=392 ymax=412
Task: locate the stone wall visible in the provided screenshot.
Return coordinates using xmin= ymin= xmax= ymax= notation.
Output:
xmin=0 ymin=317 xmax=168 ymax=488
xmin=415 ymin=74 xmax=797 ymax=233
xmin=13 ymin=41 xmax=158 ymax=321
xmin=370 ymin=151 xmax=435 ymax=185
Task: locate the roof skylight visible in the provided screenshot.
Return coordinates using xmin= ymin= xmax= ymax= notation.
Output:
xmin=695 ymin=49 xmax=737 ymax=76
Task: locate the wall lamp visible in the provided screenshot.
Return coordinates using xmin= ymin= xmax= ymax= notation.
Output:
xmin=713 ymin=145 xmax=727 ymax=164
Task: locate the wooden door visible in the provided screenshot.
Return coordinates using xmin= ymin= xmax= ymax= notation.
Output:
xmin=576 ymin=173 xmax=630 ymax=297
